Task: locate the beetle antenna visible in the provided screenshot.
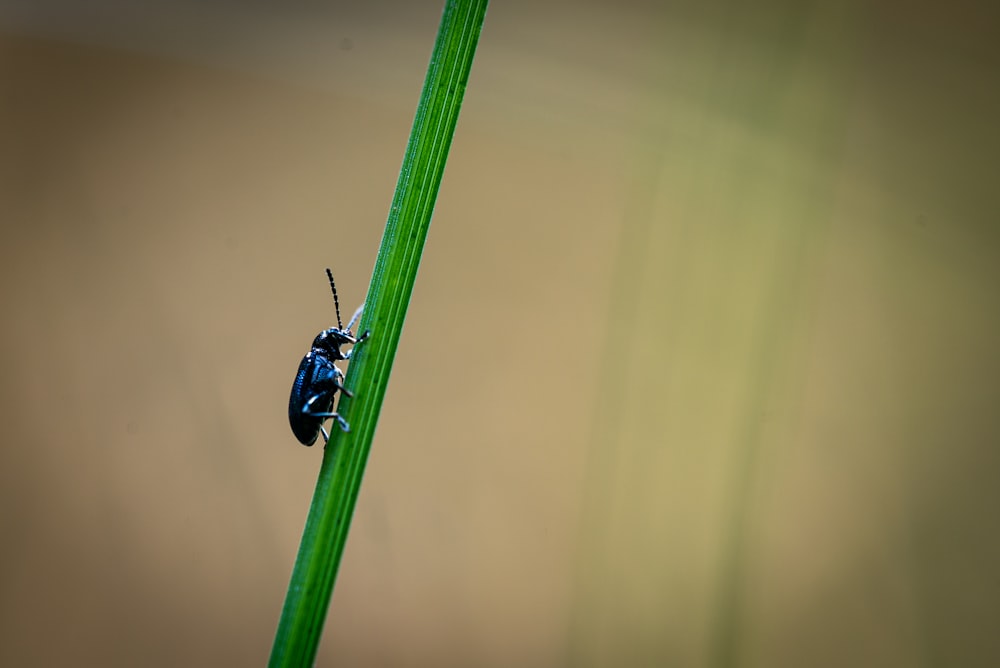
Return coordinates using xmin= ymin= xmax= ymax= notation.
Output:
xmin=326 ymin=268 xmax=343 ymax=330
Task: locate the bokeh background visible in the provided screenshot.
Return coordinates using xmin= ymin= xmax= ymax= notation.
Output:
xmin=2 ymin=0 xmax=999 ymax=666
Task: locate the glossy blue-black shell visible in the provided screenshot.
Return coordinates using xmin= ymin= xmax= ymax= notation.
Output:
xmin=288 ymin=351 xmax=338 ymax=446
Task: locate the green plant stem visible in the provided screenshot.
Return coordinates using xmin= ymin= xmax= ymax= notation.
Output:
xmin=269 ymin=1 xmax=488 ymax=665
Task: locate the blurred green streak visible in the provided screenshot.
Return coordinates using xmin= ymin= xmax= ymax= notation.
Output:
xmin=569 ymin=1 xmax=860 ymax=665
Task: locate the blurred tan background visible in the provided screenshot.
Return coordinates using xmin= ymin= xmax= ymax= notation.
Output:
xmin=2 ymin=0 xmax=999 ymax=666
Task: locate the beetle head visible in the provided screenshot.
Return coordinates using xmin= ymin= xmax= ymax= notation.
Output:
xmin=312 ymin=327 xmax=355 ymax=358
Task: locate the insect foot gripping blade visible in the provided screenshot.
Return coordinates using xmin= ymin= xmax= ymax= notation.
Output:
xmin=288 ymin=269 xmax=370 ymax=446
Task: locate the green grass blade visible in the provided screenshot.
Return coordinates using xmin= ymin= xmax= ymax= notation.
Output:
xmin=269 ymin=1 xmax=488 ymax=665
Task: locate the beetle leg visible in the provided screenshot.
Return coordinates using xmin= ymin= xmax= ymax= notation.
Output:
xmin=320 ymin=425 xmax=330 ymax=443
xmin=344 ymin=330 xmax=370 ymax=359
xmin=334 ymin=414 xmax=350 ymax=432
xmin=304 ymin=396 xmax=352 ymax=433
xmin=302 ymin=393 xmax=328 ymax=415
xmin=311 ymin=412 xmax=351 ymax=432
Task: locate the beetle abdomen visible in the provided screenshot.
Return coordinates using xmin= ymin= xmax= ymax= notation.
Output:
xmin=289 ymin=354 xmax=333 ymax=446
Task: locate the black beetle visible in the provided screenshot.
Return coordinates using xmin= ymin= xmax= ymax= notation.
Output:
xmin=288 ymin=269 xmax=370 ymax=445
